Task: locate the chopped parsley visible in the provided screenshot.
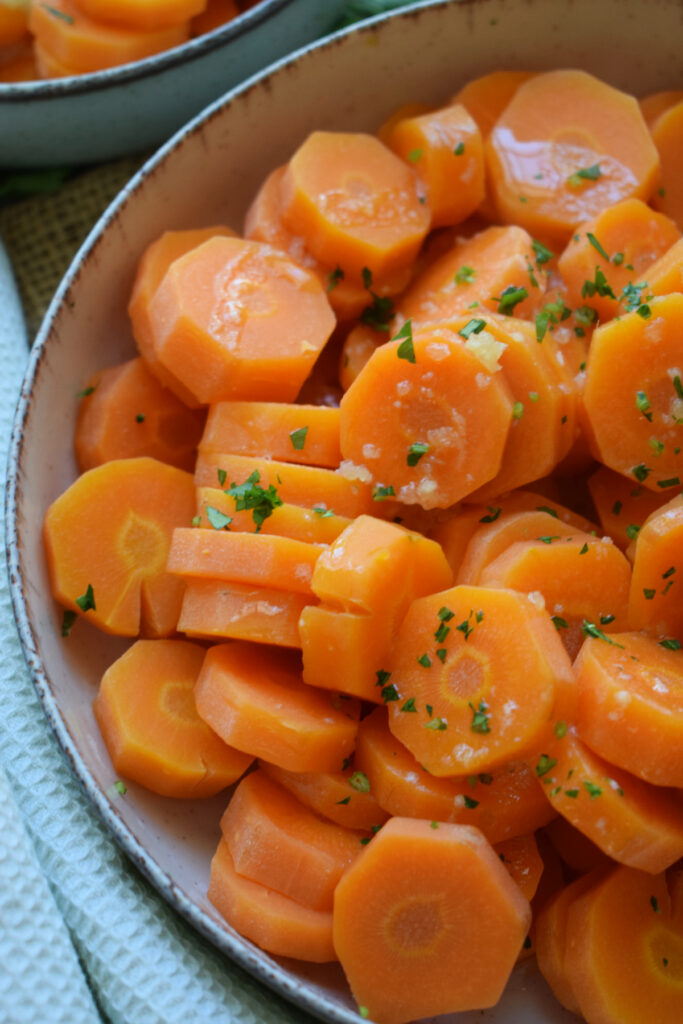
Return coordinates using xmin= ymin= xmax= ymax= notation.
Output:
xmin=584 ymin=781 xmax=602 ymax=798
xmin=581 ymin=620 xmax=624 ymax=648
xmin=407 ymin=442 xmax=429 ymax=466
xmin=455 ymin=264 xmax=476 ymax=285
xmin=536 ymin=754 xmax=557 ymax=778
xmin=463 ymin=795 xmax=479 ymax=808
xmin=479 ymin=506 xmax=501 ymax=523
xmin=349 ymin=772 xmax=370 ymax=793
xmin=206 ymin=506 xmax=232 ymax=531
xmin=289 ymin=426 xmax=308 ymax=451
xmin=567 ymin=163 xmax=602 ymax=187
xmin=393 ymin=319 xmax=416 ymax=363
xmin=494 ymin=284 xmax=529 ymax=315
xmin=658 ymin=477 xmax=681 ymax=488
xmin=60 ymin=610 xmax=77 ymax=637
xmin=76 ymin=584 xmax=96 ymax=613
xmin=360 ymin=268 xmax=395 ymax=331
xmin=327 ymin=266 xmax=344 ymax=292
xmin=454 ymin=142 xmax=466 ymax=156
xmin=424 ymin=717 xmax=447 ymax=731
xmin=631 ymin=463 xmax=651 ymax=483
xmin=469 ymin=700 xmax=491 ymax=734
xmin=135 ymin=413 xmax=145 ymax=423
xmin=659 ymin=638 xmax=681 ymax=650
xmin=582 ymin=267 xmax=616 ymax=300
xmin=535 ymin=297 xmax=571 ymax=343
xmin=552 ymin=615 xmax=568 ymax=631
xmin=372 ymin=484 xmax=395 ymax=501
xmin=77 ymin=385 xmax=95 ymax=398
xmin=586 ymin=232 xmax=610 ymax=261
xmin=458 ymin=317 xmax=487 ymax=339
xmin=400 ymin=697 xmax=417 ymax=712
xmin=224 ymin=470 xmax=282 ymax=532
xmin=114 ymin=780 xmax=127 ymax=795
xmin=635 ymin=390 xmax=653 ymax=421
xmin=532 ymin=239 xmax=554 ymax=266
xmin=625 ymin=524 xmax=641 ymax=540
xmin=512 ymin=401 xmax=524 ymax=420
xmin=408 ymin=148 xmax=423 ymax=163
xmin=554 ymin=721 xmax=568 ymax=738
xmin=417 ymin=653 xmax=432 ymax=668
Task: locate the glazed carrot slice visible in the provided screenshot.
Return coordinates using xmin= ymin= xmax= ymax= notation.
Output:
xmin=191 ymin=0 xmax=239 ymax=35
xmin=299 ymin=605 xmax=397 ymax=703
xmin=486 ymin=69 xmax=660 ymax=241
xmin=219 ymin=770 xmax=365 ymax=911
xmin=333 ymin=818 xmax=531 ymax=1024
xmin=258 ymin=759 xmax=390 ymax=832
xmin=93 ymin=639 xmax=252 ymax=798
xmin=557 ymin=198 xmax=680 ymax=321
xmin=395 ymin=224 xmax=543 ymax=325
xmin=639 ymin=89 xmax=683 ymax=127
xmin=628 ymin=493 xmax=683 ymax=635
xmin=339 ymin=320 xmax=514 ymax=509
xmin=338 ymin=323 xmax=383 ymax=391
xmin=29 ymin=0 xmax=190 ymax=73
xmin=587 ymin=464 xmax=666 ymax=551
xmin=71 ymin=0 xmax=204 ymax=30
xmin=543 ymin=816 xmax=612 ymax=875
xmin=0 ymin=2 xmax=28 ymax=47
xmin=355 ymin=708 xmax=555 ymax=844
xmin=387 ymin=104 xmax=485 ymax=228
xmin=386 ymin=584 xmax=574 ymax=776
xmin=43 ymin=457 xmax=195 ymax=637
xmin=199 ymin=401 xmax=340 ymax=468
xmin=582 ymin=294 xmax=683 ymax=494
xmin=194 ymin=642 xmax=359 ymax=772
xmin=480 ymin=535 xmax=632 ymax=659
xmin=565 ymin=863 xmax=683 ymax=1024
xmin=194 ymin=488 xmax=350 ymax=544
xmin=576 ymin=631 xmax=683 ymax=787
xmin=535 ymin=726 xmax=683 ymax=873
xmin=147 ymin=235 xmax=336 ymax=406
xmin=456 ymin=509 xmax=583 ymax=585
xmin=647 ymin=236 xmax=683 ymax=296
xmin=209 ymin=838 xmax=336 ymax=962
xmin=177 ymin=578 xmax=314 ymax=647
xmin=194 ymin=452 xmax=374 ymax=518
xmin=128 ymin=226 xmax=235 ymax=407
xmin=451 ymin=70 xmax=537 ymax=140
xmin=74 ymin=357 xmax=205 ymax=473
xmin=377 ymin=101 xmax=432 ymax=145
xmin=167 ymin=528 xmax=321 ymax=594
xmin=280 ymin=132 xmax=430 ymax=284
xmin=651 ymin=100 xmax=683 ymax=230
xmin=495 ymin=834 xmax=544 ymax=902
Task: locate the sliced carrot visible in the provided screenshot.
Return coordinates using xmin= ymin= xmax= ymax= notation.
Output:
xmin=576 ymin=631 xmax=683 ymax=787
xmin=582 ymin=294 xmax=683 ymax=493
xmin=628 ymin=493 xmax=683 ymax=635
xmin=479 ymin=535 xmax=632 ymax=659
xmin=339 ymin=319 xmax=514 ymax=509
xmin=191 ymin=0 xmax=239 ymax=35
xmin=543 ymin=816 xmax=612 ymax=875
xmin=338 ymin=323 xmax=383 ymax=392
xmin=177 ymin=578 xmax=314 ymax=647
xmin=128 ymin=226 xmax=236 ymax=407
xmin=43 ymin=457 xmax=194 ymax=637
xmin=147 ymin=235 xmax=336 ymax=405
xmin=651 ymin=99 xmax=683 ymax=229
xmin=280 ymin=132 xmax=430 ymax=284
xmin=0 ymin=42 xmax=36 ymax=82
xmin=456 ymin=509 xmax=583 ymax=585
xmin=194 ymin=453 xmax=375 ymax=519
xmin=167 ymin=528 xmax=321 ymax=594
xmin=299 ymin=605 xmax=396 ymax=704
xmin=219 ymin=770 xmax=365 ymax=911
xmin=387 ymin=104 xmax=485 ymax=228
xmin=557 ymin=198 xmax=680 ymax=321
xmin=386 ymin=584 xmax=574 ymax=776
xmin=74 ymin=357 xmax=205 ymax=473
xmin=209 ymin=838 xmax=336 ymax=962
xmin=565 ymin=863 xmax=683 ymax=1024
xmin=199 ymin=401 xmax=340 ymax=468
xmin=647 ymin=236 xmax=683 ymax=296
xmin=495 ymin=833 xmax=543 ymax=902
xmin=587 ymin=464 xmax=667 ymax=551
xmin=486 ymin=69 xmax=660 ymax=241
xmin=70 ymin=0 xmax=204 ymax=30
xmin=194 ymin=642 xmax=359 ymax=772
xmin=258 ymin=759 xmax=390 ymax=832
xmin=194 ymin=488 xmax=350 ymax=544
xmin=451 ymin=70 xmax=537 ymax=140
xmin=33 ymin=40 xmax=79 ymax=78
xmin=639 ymin=89 xmax=683 ymax=127
xmin=355 ymin=708 xmax=555 ymax=844
xmin=395 ymin=224 xmax=543 ymax=325
xmin=535 ymin=726 xmax=683 ymax=873
xmin=377 ymin=101 xmax=432 ymax=145
xmin=0 ymin=3 xmax=28 ymax=47
xmin=333 ymin=818 xmax=531 ymax=1024
xmin=93 ymin=639 xmax=252 ymax=798
xmin=29 ymin=0 xmax=190 ymax=73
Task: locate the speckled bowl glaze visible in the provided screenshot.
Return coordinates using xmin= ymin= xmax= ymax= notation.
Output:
xmin=0 ymin=0 xmax=346 ymax=168
xmin=7 ymin=0 xmax=683 ymax=1020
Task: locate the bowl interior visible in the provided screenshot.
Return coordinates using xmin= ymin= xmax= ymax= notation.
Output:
xmin=8 ymin=0 xmax=683 ymax=1021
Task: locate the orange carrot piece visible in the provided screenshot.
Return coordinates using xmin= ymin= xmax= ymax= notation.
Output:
xmin=339 ymin=320 xmax=514 ymax=509
xmin=93 ymin=639 xmax=252 ymax=798
xmin=0 ymin=3 xmax=28 ymax=47
xmin=299 ymin=604 xmax=396 ymax=703
xmin=576 ymin=631 xmax=683 ymax=787
xmin=387 ymin=104 xmax=485 ymax=228
xmin=258 ymin=759 xmax=390 ymax=832
xmin=582 ymin=294 xmax=683 ymax=494
xmin=177 ymin=578 xmax=314 ymax=647
xmin=147 ymin=236 xmax=336 ymax=406
xmin=128 ymin=226 xmax=236 ymax=407
xmin=543 ymin=816 xmax=612 ymax=875
xmin=71 ymin=0 xmax=204 ymax=30
xmin=565 ymin=863 xmax=683 ymax=1024
xmin=199 ymin=401 xmax=341 ymax=467
xmin=456 ymin=509 xmax=583 ymax=584
xmin=338 ymin=323 xmax=383 ymax=392
xmin=628 ymin=493 xmax=683 ymax=635
xmin=557 ymin=198 xmax=680 ymax=322
xmin=74 ymin=357 xmax=205 ymax=473
xmin=395 ymin=224 xmax=543 ymax=325
xmin=194 ymin=488 xmax=351 ymax=544
xmin=451 ymin=70 xmax=537 ymax=140
xmin=167 ymin=528 xmax=321 ymax=594
xmin=355 ymin=707 xmax=555 ymax=844
xmin=588 ymin=464 xmax=666 ymax=551
xmin=43 ymin=457 xmax=195 ymax=637
xmin=377 ymin=101 xmax=432 ymax=144
xmin=280 ymin=132 xmax=430 ymax=284
xmin=29 ymin=0 xmax=190 ymax=72
xmin=191 ymin=0 xmax=238 ymax=36
xmin=194 ymin=642 xmax=359 ymax=772
xmin=194 ymin=452 xmax=375 ymax=518
xmin=639 ymin=89 xmax=683 ymax=127
xmin=333 ymin=818 xmax=531 ymax=1024
xmin=536 ymin=726 xmax=683 ymax=873
xmin=486 ymin=70 xmax=660 ymax=242
xmin=209 ymin=838 xmax=336 ymax=962
xmin=651 ymin=99 xmax=683 ymax=230
xmin=647 ymin=236 xmax=683 ymax=296
xmin=0 ymin=42 xmax=36 ymax=82
xmin=219 ymin=770 xmax=365 ymax=911
xmin=495 ymin=833 xmax=543 ymax=902
xmin=386 ymin=584 xmax=574 ymax=776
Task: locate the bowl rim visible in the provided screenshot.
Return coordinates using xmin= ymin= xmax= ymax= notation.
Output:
xmin=0 ymin=0 xmax=295 ymax=100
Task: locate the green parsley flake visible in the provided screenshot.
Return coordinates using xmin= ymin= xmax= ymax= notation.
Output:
xmin=436 ymin=648 xmax=447 ymax=663
xmin=625 ymin=523 xmax=641 ymax=540
xmin=620 ymin=281 xmax=650 ymax=312
xmin=381 ymin=683 xmax=400 ymax=703
xmin=512 ymin=401 xmax=524 ymax=420
xmin=582 ymin=267 xmax=616 ymax=300
xmin=658 ymin=477 xmax=681 ymax=489
xmin=313 ymin=506 xmax=334 ymax=518
xmin=289 ymin=426 xmax=308 ymax=451
xmin=651 ymin=896 xmax=661 ymax=914
xmin=217 ymin=468 xmax=227 ymax=487
xmin=584 ymin=781 xmax=602 ymax=798
xmin=424 ymin=717 xmax=447 ymax=731
xmin=632 ymin=463 xmax=651 ymax=483
xmin=43 ymin=3 xmax=75 ymax=24
xmin=224 ymin=470 xmax=283 ymax=532
xmin=408 ymin=148 xmax=423 ymax=162
xmin=554 ymin=721 xmax=568 ymax=738
xmin=581 ymin=620 xmax=624 ymax=648
xmin=659 ymin=638 xmax=681 ymax=650
xmin=532 ymin=239 xmax=554 ymax=266
xmin=407 ymin=442 xmax=429 ymax=466
xmin=458 ymin=317 xmax=487 ymax=339
xmin=417 ymin=653 xmax=432 ymax=668
xmin=401 ymin=697 xmax=417 ymax=712
xmin=77 ymin=385 xmax=95 ymax=398
xmin=536 ymin=505 xmax=559 ymax=519
xmin=114 ymin=780 xmax=127 ymax=795
xmin=564 ymin=789 xmax=580 ymax=799
xmin=586 ymin=232 xmax=610 ymax=261
xmin=372 ymin=484 xmax=395 ymax=501
xmin=349 ymin=772 xmax=370 ymax=793
xmin=455 ymin=265 xmax=476 ymax=285
xmin=495 ymin=284 xmax=529 ymax=315
xmin=206 ymin=506 xmax=232 ymax=531
xmin=434 ymin=621 xmax=450 ymax=644
xmin=649 ymin=438 xmax=665 ymax=456
xmin=336 ymin=796 xmax=351 ymax=805
xmin=135 ymin=413 xmax=145 ymax=423
xmin=438 ymin=607 xmax=455 ymax=622
xmin=552 ymin=615 xmax=568 ymax=631
xmin=612 ymin=252 xmax=624 ymax=266
xmin=536 ymin=754 xmax=557 ymax=778
xmin=637 ymin=304 xmax=652 ymax=319
xmin=76 ymin=584 xmax=96 ymax=613
xmin=479 ymin=506 xmax=501 ymax=523
xmin=574 ymin=304 xmax=598 ymax=326
xmin=469 ymin=700 xmax=491 ymax=734
xmin=535 ymin=297 xmax=571 ymax=342
xmin=327 ymin=266 xmax=344 ymax=292
xmin=643 ymin=588 xmax=656 ymax=600
xmin=360 ymin=268 xmax=395 ymax=331
xmin=393 ymin=319 xmax=416 ymax=363
xmin=463 ymin=795 xmax=479 ymax=809
xmin=567 ymin=163 xmax=602 ymax=187
xmin=635 ymin=390 xmax=653 ymax=421
xmin=579 ymin=543 xmax=589 ymax=555
xmin=454 ymin=142 xmax=465 ymax=156
xmin=673 ymin=375 xmax=683 ymax=399
xmin=376 ymin=669 xmax=391 ymax=688
xmin=61 ymin=610 xmax=77 ymax=637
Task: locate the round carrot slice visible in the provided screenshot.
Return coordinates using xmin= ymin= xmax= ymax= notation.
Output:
xmin=451 ymin=70 xmax=537 ymax=139
xmin=258 ymin=759 xmax=390 ymax=832
xmin=651 ymin=99 xmax=683 ymax=230
xmin=0 ymin=2 xmax=28 ymax=47
xmin=71 ymin=0 xmax=203 ymax=30
xmin=576 ymin=631 xmax=683 ymax=787
xmin=628 ymin=492 xmax=683 ymax=635
xmin=386 ymin=584 xmax=573 ymax=776
xmin=640 ymin=89 xmax=683 ymax=127
xmin=486 ymin=69 xmax=660 ymax=242
xmin=339 ymin=319 xmax=514 ymax=509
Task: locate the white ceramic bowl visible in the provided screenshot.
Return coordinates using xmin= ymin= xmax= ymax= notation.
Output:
xmin=0 ymin=0 xmax=346 ymax=168
xmin=8 ymin=0 xmax=682 ymax=1020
